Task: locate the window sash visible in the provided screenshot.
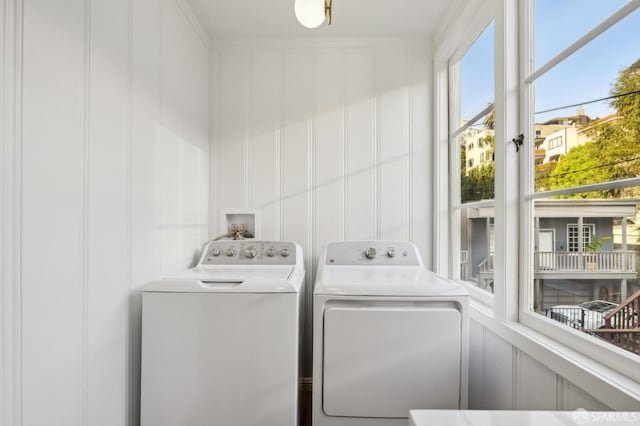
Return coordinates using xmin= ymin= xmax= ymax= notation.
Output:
xmin=519 ymin=0 xmax=640 ymax=380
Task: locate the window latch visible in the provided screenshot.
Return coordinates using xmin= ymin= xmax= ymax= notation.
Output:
xmin=512 ymin=134 xmax=524 ymax=152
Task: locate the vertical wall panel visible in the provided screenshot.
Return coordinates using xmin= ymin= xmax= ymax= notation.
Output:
xmin=408 ymin=46 xmax=432 ymax=267
xmin=87 ymin=0 xmax=129 ymax=424
xmin=314 ymin=48 xmax=344 ymax=258
xmin=21 ymin=1 xmax=84 ymax=424
xmin=562 ymin=380 xmax=611 ymax=411
xmin=250 ymin=49 xmax=281 ymax=240
xmin=281 ymin=49 xmax=314 ymax=376
xmin=217 ymin=49 xmax=249 ymax=215
xmin=482 ymin=329 xmax=514 ymax=410
xmin=345 ymin=47 xmax=376 ymax=241
xmin=157 ymin=0 xmax=209 ymax=274
xmin=516 ymin=351 xmax=558 ymax=410
xmin=376 ymin=47 xmax=410 ymax=240
xmin=130 ymin=1 xmax=162 ymax=423
xmin=468 ymin=321 xmax=486 ymax=409
xmin=1 ymin=1 xmax=21 ymax=424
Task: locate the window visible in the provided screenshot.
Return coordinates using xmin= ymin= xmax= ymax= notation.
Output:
xmin=438 ymin=0 xmax=640 ymax=388
xmin=547 ymin=136 xmax=562 ymax=149
xmin=522 ymin=0 xmax=640 ymax=370
xmin=567 ymin=224 xmax=594 ymax=252
xmin=449 ymin=20 xmax=495 ymax=295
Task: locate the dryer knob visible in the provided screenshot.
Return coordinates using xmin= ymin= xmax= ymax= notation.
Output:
xmin=364 ymin=247 xmax=377 ymax=259
xmin=225 ymin=248 xmax=236 ymax=257
xmin=244 ymin=247 xmax=257 ymax=259
xmin=280 ymin=248 xmax=290 ymax=257
xmin=387 ymin=248 xmax=396 ymax=258
xmin=266 ymin=247 xmax=276 ymax=257
xmin=211 ymin=248 xmax=221 ymax=257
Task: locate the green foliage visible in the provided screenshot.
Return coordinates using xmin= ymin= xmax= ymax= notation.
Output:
xmin=541 ymin=59 xmax=640 ymax=198
xmin=610 ymin=58 xmax=640 ymax=141
xmin=462 ymin=162 xmax=495 ymax=202
xmin=585 ymin=236 xmax=611 ymax=252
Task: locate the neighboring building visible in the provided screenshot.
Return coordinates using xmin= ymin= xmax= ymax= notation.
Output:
xmin=461 ymin=199 xmax=638 ymax=309
xmin=462 ymin=125 xmax=494 ymax=173
xmin=536 ymin=127 xmax=580 ymax=164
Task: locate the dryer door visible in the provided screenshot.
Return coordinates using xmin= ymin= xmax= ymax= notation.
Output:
xmin=323 ymin=305 xmax=461 ymax=418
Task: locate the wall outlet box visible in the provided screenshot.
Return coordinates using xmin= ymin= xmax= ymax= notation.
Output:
xmin=219 ymin=209 xmax=259 ymax=239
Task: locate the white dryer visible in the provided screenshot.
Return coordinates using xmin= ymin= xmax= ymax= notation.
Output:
xmin=313 ymin=241 xmax=469 ymax=426
xmin=141 ymin=240 xmax=304 ymax=426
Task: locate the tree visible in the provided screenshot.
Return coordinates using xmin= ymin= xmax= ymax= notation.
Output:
xmin=545 ymin=59 xmax=640 ymax=197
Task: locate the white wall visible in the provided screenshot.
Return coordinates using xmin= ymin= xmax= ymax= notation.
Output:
xmin=469 ymin=320 xmax=612 ymax=411
xmin=0 ymin=0 xmax=209 ymax=425
xmin=210 ymin=40 xmax=432 ymax=375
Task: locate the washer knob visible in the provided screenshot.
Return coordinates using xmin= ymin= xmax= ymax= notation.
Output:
xmin=266 ymin=247 xmax=276 ymax=257
xmin=364 ymin=247 xmax=377 ymax=259
xmin=280 ymin=248 xmax=290 ymax=257
xmin=244 ymin=247 xmax=257 ymax=259
xmin=225 ymin=248 xmax=236 ymax=257
xmin=387 ymin=248 xmax=396 ymax=258
xmin=211 ymin=248 xmax=221 ymax=257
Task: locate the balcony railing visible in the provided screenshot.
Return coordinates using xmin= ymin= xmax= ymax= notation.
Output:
xmin=534 ymin=251 xmax=636 ymax=275
xmin=478 ymin=251 xmax=636 ymax=278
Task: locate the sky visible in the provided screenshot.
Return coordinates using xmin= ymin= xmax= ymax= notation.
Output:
xmin=460 ymin=0 xmax=639 ymax=124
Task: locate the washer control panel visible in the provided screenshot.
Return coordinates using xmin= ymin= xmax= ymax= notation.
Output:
xmin=200 ymin=240 xmax=297 ymax=265
xmin=325 ymin=241 xmax=421 ymax=266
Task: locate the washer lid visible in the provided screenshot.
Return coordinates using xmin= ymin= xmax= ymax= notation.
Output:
xmin=145 ymin=267 xmax=301 ymax=293
xmin=314 ymin=268 xmax=469 ymax=297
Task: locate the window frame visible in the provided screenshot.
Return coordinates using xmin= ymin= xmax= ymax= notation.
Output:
xmin=518 ymin=0 xmax=640 ymax=381
xmin=446 ymin=17 xmax=498 ymax=305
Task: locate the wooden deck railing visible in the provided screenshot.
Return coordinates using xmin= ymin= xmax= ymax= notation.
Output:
xmin=588 ymin=289 xmax=640 ymax=355
xmin=603 ymin=289 xmax=640 ymax=329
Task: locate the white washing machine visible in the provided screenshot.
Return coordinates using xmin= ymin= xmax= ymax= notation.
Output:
xmin=312 ymin=241 xmax=469 ymax=426
xmin=141 ymin=240 xmax=304 ymax=426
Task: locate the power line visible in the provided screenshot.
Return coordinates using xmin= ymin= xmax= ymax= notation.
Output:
xmin=535 ymin=155 xmax=640 ymax=181
xmin=535 ymin=89 xmax=640 ymax=115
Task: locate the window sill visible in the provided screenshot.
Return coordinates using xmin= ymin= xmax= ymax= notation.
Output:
xmin=469 ymin=301 xmax=640 ymax=410
xmin=459 ymin=280 xmax=494 ymax=307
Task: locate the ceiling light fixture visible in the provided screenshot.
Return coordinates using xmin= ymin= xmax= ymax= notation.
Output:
xmin=295 ymin=0 xmax=333 ymax=29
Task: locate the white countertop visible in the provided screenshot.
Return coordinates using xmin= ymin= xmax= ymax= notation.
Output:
xmin=409 ymin=410 xmax=640 ymax=426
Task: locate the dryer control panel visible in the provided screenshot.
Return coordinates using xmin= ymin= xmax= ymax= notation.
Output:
xmin=199 ymin=240 xmax=297 ymax=265
xmin=325 ymin=241 xmax=422 ymax=266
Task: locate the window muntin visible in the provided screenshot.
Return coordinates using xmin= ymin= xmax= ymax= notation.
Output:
xmin=525 ymin=1 xmax=640 ymax=362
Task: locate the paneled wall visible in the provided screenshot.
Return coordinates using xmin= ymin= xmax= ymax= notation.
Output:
xmin=210 ymin=40 xmax=432 ymax=375
xmin=468 ymin=318 xmax=639 ymax=410
xmin=0 ymin=1 xmax=209 ymax=425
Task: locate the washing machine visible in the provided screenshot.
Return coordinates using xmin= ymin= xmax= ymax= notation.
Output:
xmin=141 ymin=240 xmax=304 ymax=426
xmin=312 ymin=241 xmax=469 ymax=426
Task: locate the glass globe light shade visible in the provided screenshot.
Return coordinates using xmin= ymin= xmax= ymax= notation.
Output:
xmin=295 ymin=0 xmax=326 ymax=29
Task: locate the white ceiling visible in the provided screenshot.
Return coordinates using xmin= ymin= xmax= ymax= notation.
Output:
xmin=186 ymin=0 xmax=458 ymax=39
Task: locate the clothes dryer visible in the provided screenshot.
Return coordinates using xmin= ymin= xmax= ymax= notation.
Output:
xmin=141 ymin=240 xmax=304 ymax=426
xmin=313 ymin=241 xmax=469 ymax=426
